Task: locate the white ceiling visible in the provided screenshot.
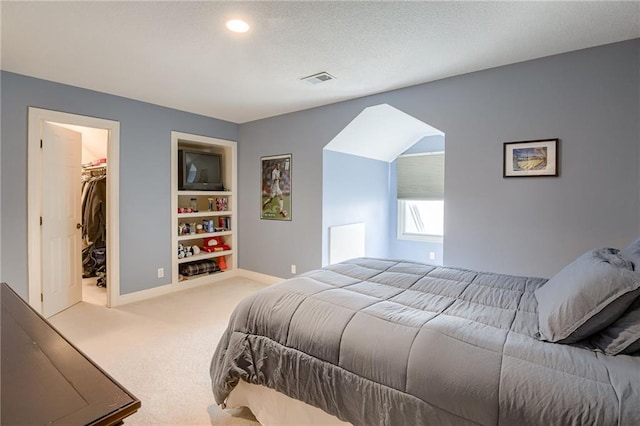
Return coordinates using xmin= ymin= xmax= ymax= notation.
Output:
xmin=325 ymin=104 xmax=442 ymax=162
xmin=2 ymin=1 xmax=639 ymax=124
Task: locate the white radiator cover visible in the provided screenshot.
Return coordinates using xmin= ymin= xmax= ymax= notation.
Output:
xmin=329 ymin=223 xmax=365 ymax=265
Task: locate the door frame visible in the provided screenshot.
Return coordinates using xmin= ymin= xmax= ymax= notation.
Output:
xmin=27 ymin=107 xmax=121 ymax=312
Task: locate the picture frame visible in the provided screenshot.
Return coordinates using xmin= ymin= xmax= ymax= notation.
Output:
xmin=260 ymin=154 xmax=292 ymax=220
xmin=503 ymin=139 xmax=559 ymax=178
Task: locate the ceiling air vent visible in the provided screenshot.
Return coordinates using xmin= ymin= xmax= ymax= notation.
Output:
xmin=301 ymin=72 xmax=336 ymax=85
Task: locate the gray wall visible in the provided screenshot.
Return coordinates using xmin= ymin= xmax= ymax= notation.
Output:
xmin=322 ymin=150 xmax=390 ymax=265
xmin=237 ymin=111 xmax=331 ymax=278
xmin=1 ymin=71 xmax=237 ymax=299
xmin=238 ymin=40 xmax=640 ymax=278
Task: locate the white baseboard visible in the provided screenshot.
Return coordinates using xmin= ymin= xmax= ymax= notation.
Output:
xmin=114 ymin=282 xmax=176 ymax=306
xmin=113 ymin=269 xmax=240 ymax=307
xmin=110 ymin=269 xmax=283 ymax=307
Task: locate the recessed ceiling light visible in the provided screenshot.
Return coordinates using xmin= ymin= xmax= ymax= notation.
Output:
xmin=226 ymin=19 xmax=250 ymax=33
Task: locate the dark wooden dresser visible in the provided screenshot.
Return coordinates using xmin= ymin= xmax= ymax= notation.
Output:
xmin=1 ymin=282 xmax=140 ymax=425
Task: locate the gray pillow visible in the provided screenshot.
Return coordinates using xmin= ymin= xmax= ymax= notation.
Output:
xmin=622 ymin=237 xmax=640 ymax=270
xmin=535 ymin=248 xmax=640 ymax=343
xmin=590 ymin=298 xmax=640 ymax=355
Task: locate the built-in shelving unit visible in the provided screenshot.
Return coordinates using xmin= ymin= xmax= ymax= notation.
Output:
xmin=171 ymin=132 xmax=237 ymax=287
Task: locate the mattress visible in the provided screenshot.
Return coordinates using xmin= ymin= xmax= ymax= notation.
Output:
xmin=226 ymin=380 xmax=350 ymax=425
xmin=211 ymin=258 xmax=640 ymax=425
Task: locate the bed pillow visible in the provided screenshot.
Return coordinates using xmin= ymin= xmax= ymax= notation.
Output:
xmin=622 ymin=237 xmax=640 ymax=270
xmin=590 ymin=298 xmax=640 ymax=355
xmin=535 ymin=248 xmax=640 ymax=343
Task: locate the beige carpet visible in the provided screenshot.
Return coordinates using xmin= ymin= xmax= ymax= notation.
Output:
xmin=82 ymin=276 xmax=107 ymax=306
xmin=50 ymin=276 xmax=271 ymax=425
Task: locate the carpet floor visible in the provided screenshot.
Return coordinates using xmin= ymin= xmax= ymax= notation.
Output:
xmin=50 ymin=276 xmax=271 ymax=425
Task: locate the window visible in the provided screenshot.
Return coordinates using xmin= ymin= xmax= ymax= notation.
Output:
xmin=398 ymin=199 xmax=444 ymax=241
xmin=397 ymin=152 xmax=444 ymax=243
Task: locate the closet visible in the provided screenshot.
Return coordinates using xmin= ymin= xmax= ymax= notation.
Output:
xmin=58 ymin=122 xmax=109 ymax=306
xmin=81 ymin=161 xmax=107 ymax=287
xmin=28 ymin=108 xmax=118 ymax=317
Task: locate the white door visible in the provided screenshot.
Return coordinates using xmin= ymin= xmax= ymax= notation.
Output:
xmin=41 ymin=122 xmax=83 ymax=317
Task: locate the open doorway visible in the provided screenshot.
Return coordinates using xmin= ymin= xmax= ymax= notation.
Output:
xmin=27 ymin=108 xmax=121 ymax=317
xmin=58 ymin=123 xmax=109 ymax=307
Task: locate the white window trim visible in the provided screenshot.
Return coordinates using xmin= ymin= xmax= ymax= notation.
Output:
xmin=397 ymin=200 xmax=444 ymax=243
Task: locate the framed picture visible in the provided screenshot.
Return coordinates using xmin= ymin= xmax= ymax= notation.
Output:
xmin=260 ymin=154 xmax=292 ymax=220
xmin=503 ymin=139 xmax=559 ymax=178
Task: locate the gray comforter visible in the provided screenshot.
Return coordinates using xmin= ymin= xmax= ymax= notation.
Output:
xmin=211 ymin=258 xmax=640 ymax=425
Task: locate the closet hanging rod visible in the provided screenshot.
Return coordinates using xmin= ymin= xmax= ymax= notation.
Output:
xmin=82 ymin=164 xmax=107 ymax=171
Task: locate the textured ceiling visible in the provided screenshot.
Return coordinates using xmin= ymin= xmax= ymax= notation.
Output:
xmin=2 ymin=1 xmax=639 ymax=124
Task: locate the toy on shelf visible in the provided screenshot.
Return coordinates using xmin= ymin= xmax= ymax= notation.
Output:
xmin=178 ymin=222 xmax=200 ymax=235
xmin=179 ymin=259 xmax=219 ymax=277
xmin=178 ymin=243 xmax=201 ymax=259
xmin=201 ymin=236 xmax=230 ymax=253
xmin=215 ymin=197 xmax=228 ymax=211
xmin=218 ymin=256 xmax=227 ymax=271
xmin=203 ymin=219 xmax=215 ymax=233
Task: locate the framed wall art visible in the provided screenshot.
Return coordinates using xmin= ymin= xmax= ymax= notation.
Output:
xmin=260 ymin=154 xmax=292 ymax=220
xmin=503 ymin=139 xmax=559 ymax=178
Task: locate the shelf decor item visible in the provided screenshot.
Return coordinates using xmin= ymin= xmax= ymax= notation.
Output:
xmin=503 ymin=139 xmax=559 ymax=178
xmin=260 ymin=153 xmax=292 ymax=221
xmin=215 ymin=197 xmax=228 ymax=211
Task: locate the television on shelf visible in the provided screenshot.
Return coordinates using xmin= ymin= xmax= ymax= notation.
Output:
xmin=178 ymin=149 xmax=224 ymax=191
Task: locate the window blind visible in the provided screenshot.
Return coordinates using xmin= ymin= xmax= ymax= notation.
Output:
xmin=397 ymin=152 xmax=444 ymax=200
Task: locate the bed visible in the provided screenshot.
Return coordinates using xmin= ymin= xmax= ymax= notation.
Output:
xmin=211 ymin=248 xmax=640 ymax=425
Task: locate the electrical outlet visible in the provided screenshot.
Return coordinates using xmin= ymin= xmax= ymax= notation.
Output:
xmin=429 ymin=252 xmax=436 ymax=261
xmin=291 ymin=264 xmax=297 ymax=274
xmin=157 ymin=268 xmax=164 ymax=278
